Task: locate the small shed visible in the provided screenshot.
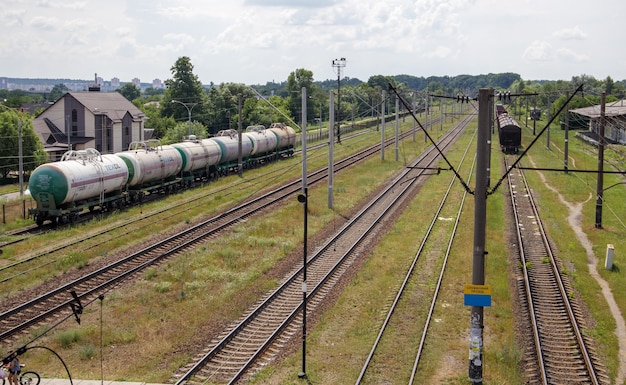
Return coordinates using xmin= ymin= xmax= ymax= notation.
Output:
xmin=570 ymin=100 xmax=626 ymax=144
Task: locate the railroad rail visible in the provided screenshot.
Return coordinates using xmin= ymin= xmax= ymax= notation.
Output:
xmin=170 ymin=114 xmax=473 ymax=384
xmin=505 ymin=158 xmax=609 ymax=385
xmin=354 ymin=113 xmax=476 ymax=384
xmin=0 ymin=127 xmax=420 ymax=285
xmin=0 ymin=119 xmax=435 ymax=346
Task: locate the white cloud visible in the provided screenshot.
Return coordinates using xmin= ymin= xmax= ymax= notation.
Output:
xmin=424 ymin=46 xmax=454 ymax=59
xmin=553 ymin=26 xmax=587 ymax=40
xmin=523 ymin=41 xmax=553 ymax=62
xmin=0 ymin=0 xmax=624 ymax=84
xmin=556 ymin=48 xmax=588 ymax=63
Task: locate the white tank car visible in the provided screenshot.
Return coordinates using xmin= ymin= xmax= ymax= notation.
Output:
xmin=244 ymin=125 xmax=278 ymax=156
xmin=211 ymin=129 xmax=253 ymax=164
xmin=116 ymin=140 xmax=183 ymax=187
xmin=28 ymin=149 xmax=129 ymax=209
xmin=171 ymin=136 xmax=222 ymax=173
xmin=267 ymin=122 xmax=297 ymax=151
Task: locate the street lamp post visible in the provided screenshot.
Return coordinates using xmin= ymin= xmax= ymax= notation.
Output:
xmin=171 ymin=100 xmax=198 ymax=136
xmin=332 ymin=58 xmax=346 ymax=144
xmin=0 ymin=102 xmax=24 ymax=196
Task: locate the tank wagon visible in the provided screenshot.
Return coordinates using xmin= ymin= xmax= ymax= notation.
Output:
xmin=28 ymin=149 xmax=130 ymax=226
xmin=28 ymin=123 xmax=297 ymax=225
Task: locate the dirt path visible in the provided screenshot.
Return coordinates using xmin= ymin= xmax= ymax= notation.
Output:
xmin=531 ymin=158 xmax=626 ymax=385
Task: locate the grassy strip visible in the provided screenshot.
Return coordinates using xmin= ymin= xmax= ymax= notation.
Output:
xmin=11 ymin=120 xmax=445 ymax=381
xmin=517 ymin=124 xmax=625 ymax=381
xmin=252 ymin=118 xmax=522 ymax=384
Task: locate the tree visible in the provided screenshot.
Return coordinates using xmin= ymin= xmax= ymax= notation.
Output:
xmin=0 ymin=112 xmax=46 ymax=178
xmin=204 ymin=83 xmax=256 ymax=134
xmin=286 ymin=69 xmax=317 ymax=123
xmin=118 ymin=83 xmax=141 ymax=101
xmin=49 ymin=84 xmax=70 ymax=102
xmin=161 ymin=121 xmax=208 ymax=144
xmin=161 ymin=56 xmax=209 ymax=125
xmin=140 ymin=103 xmax=176 ymax=139
xmin=605 ymin=76 xmax=615 ymax=94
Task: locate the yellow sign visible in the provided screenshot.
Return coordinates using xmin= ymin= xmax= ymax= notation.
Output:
xmin=464 ymin=284 xmax=491 ymax=295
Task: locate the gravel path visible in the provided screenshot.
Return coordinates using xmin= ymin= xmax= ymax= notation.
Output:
xmin=531 ymin=158 xmax=626 ymax=385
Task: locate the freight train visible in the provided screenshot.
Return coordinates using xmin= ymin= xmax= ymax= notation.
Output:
xmin=496 ymin=104 xmax=521 ymax=154
xmin=27 ymin=123 xmax=297 ymax=226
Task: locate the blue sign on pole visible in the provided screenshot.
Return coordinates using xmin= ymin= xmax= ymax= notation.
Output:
xmin=463 ymin=284 xmax=492 ymax=307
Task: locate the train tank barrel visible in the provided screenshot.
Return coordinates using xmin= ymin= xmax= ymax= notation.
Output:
xmin=116 ymin=140 xmax=183 ymax=186
xmin=267 ymin=122 xmax=296 ymax=154
xmin=28 ymin=149 xmax=129 ymax=209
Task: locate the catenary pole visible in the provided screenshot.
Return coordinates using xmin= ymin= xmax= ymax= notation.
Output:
xmin=297 ymin=87 xmax=308 ymax=380
xmin=381 ymin=90 xmax=385 ymax=160
xmin=468 ymin=88 xmax=491 ymax=384
xmin=595 ymin=92 xmax=606 ymax=228
xmin=395 ymin=95 xmax=399 ymax=161
xmin=564 ymin=91 xmax=569 ymax=173
xmin=328 ymin=90 xmax=335 ymax=209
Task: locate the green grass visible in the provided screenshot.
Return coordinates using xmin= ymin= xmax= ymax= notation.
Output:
xmin=9 ymin=110 xmax=623 ymax=384
xmin=517 ymin=122 xmax=625 ymax=381
xmin=252 ymin=114 xmax=523 ymax=384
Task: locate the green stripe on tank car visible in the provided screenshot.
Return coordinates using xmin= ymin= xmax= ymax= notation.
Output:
xmin=173 ymin=147 xmax=187 ymax=170
xmin=213 ymin=140 xmax=228 ymax=163
xmin=29 ymin=165 xmax=68 ymax=208
xmin=118 ymin=155 xmax=135 ymax=185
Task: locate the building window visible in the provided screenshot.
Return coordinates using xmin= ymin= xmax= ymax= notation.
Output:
xmin=71 ymin=109 xmax=78 ymax=135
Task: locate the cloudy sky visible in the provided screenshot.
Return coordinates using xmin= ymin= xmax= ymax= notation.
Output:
xmin=1 ymin=0 xmax=624 ymax=86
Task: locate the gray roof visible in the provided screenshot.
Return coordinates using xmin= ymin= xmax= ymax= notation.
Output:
xmin=570 ymin=99 xmax=626 ymax=118
xmin=67 ymin=91 xmax=146 ymax=122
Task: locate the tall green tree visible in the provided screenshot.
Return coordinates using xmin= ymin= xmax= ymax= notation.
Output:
xmin=161 ymin=56 xmax=209 ymax=126
xmin=0 ymin=112 xmax=46 ymax=178
xmin=161 ymin=121 xmax=208 ymax=144
xmin=48 ymin=84 xmax=70 ymax=102
xmin=117 ymin=83 xmax=141 ymax=101
xmin=286 ymin=68 xmax=317 ymax=123
xmin=204 ymin=83 xmax=256 ymax=134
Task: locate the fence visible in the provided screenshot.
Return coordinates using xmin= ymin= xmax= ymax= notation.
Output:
xmin=1 ymin=197 xmax=36 ymax=224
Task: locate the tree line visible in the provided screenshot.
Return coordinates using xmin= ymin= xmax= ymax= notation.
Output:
xmin=1 ymin=56 xmax=624 ymax=181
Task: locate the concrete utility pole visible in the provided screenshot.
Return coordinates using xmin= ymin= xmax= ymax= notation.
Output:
xmin=564 ymin=92 xmax=569 ymax=173
xmin=468 ymin=88 xmax=491 ymax=384
xmin=328 ymin=90 xmax=335 ymax=209
xmin=395 ymin=96 xmax=399 ymax=161
xmin=331 ymin=58 xmax=346 ymax=144
xmin=595 ymin=92 xmax=606 ymax=228
xmin=297 ymin=86 xmax=308 ymax=380
xmin=381 ymin=90 xmax=385 ymax=160
xmin=237 ymin=94 xmax=243 ymax=177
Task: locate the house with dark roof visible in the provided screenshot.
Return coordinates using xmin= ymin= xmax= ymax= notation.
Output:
xmin=33 ymin=90 xmax=147 ymax=160
xmin=570 ymin=100 xmax=626 ymax=145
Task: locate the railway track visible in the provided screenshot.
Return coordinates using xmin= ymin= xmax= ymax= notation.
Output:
xmin=0 ymin=129 xmax=402 ymax=285
xmin=505 ymin=158 xmax=610 ymax=385
xmin=169 ymin=114 xmax=473 ymax=384
xmin=354 ymin=114 xmax=476 ymax=384
xmin=0 ymin=121 xmax=433 ymax=346
xmin=0 ymin=130 xmax=370 ymax=255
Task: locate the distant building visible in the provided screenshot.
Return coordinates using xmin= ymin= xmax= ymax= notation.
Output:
xmin=111 ymin=77 xmax=121 ymax=89
xmin=132 ymin=77 xmax=141 ymax=88
xmin=570 ymin=100 xmax=626 ymax=145
xmin=152 ymin=78 xmax=163 ymax=89
xmin=33 ymin=89 xmax=147 ymax=160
